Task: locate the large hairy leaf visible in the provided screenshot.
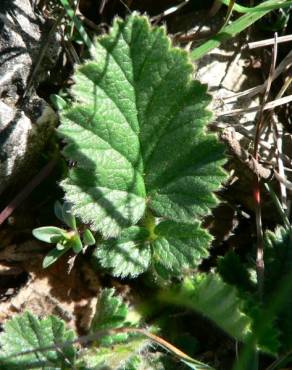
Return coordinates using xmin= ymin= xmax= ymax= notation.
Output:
xmin=58 ymin=13 xmax=226 ymax=238
xmin=0 ymin=312 xmax=76 ymax=369
xmin=161 ymin=273 xmax=252 ymax=342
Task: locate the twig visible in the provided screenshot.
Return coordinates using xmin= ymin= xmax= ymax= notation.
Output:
xmin=220 ymin=127 xmax=272 ymax=181
xmin=248 ymin=34 xmax=292 ymax=49
xmin=253 ymin=33 xmax=278 ymax=300
xmin=272 ymin=117 xmax=287 ymax=213
xmin=222 ymin=49 xmax=292 ymax=102
xmin=273 ymin=170 xmax=292 ymax=191
xmin=0 ymin=159 xmax=56 ymax=226
xmin=268 ymin=75 xmax=292 ymax=216
xmin=217 ymin=94 xmax=292 ymax=117
xmin=151 ymin=0 xmax=190 ymax=22
xmin=226 ymin=125 xmax=292 ymax=170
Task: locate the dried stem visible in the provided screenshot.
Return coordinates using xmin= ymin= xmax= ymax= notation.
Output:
xmin=253 ymin=33 xmax=278 ymax=300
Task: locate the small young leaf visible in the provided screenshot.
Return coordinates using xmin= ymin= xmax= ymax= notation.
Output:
xmin=93 ymin=227 xmax=151 ymax=278
xmin=70 ymin=234 xmax=83 ymax=253
xmin=83 ymin=228 xmax=96 ymax=246
xmin=54 ymin=200 xmax=65 ymax=223
xmin=62 ymin=202 xmax=77 ymax=230
xmin=58 ymin=14 xmax=226 ymax=238
xmin=56 ymin=242 xmax=66 ymax=250
xmin=55 ymin=201 xmax=77 ymax=230
xmin=32 ymin=226 xmax=66 ymax=243
xmin=0 ymin=312 xmax=76 ymax=369
xmin=43 ymin=246 xmax=71 ymax=268
xmin=50 ymin=94 xmax=67 ymax=110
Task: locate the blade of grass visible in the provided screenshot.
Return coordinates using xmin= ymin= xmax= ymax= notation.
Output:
xmin=219 ymin=0 xmax=292 ymax=13
xmin=264 ymin=183 xmax=290 ymax=230
xmin=191 ymin=0 xmax=291 ymax=60
xmin=59 ymin=0 xmax=95 ymax=56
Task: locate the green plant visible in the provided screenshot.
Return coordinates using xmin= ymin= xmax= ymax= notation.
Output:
xmin=23 ymin=3 xmax=292 ymax=369
xmin=56 ymin=13 xmax=226 ymax=278
xmin=0 ymin=288 xmax=214 ymax=370
xmin=33 ymin=201 xmax=95 ymax=268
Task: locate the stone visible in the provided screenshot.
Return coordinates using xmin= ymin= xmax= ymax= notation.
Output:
xmin=0 ymin=0 xmax=60 ymax=194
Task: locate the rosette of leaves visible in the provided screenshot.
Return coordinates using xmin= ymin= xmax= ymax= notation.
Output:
xmin=58 ymin=14 xmax=226 ymax=277
xmin=33 ymin=201 xmax=96 ymax=268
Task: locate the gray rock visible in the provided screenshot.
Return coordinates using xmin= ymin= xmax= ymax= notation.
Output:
xmin=0 ymin=0 xmax=60 ymax=193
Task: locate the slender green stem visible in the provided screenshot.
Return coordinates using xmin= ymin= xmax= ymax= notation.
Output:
xmin=59 ymin=0 xmax=95 ymax=56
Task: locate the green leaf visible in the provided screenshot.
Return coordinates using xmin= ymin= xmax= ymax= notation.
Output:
xmin=161 ymin=273 xmax=252 ymax=342
xmin=93 ymin=227 xmax=151 ymax=278
xmin=94 ymin=221 xmax=211 ymax=278
xmin=191 ymin=0 xmax=289 ymax=61
xmin=83 ymin=229 xmax=96 ymax=246
xmin=43 ymin=246 xmax=71 ymax=268
xmin=217 ymin=252 xmax=280 ymax=354
xmin=54 ymin=201 xmax=77 ymax=230
xmin=90 ymin=288 xmax=130 ymax=345
xmin=50 ymin=94 xmax=67 ymax=111
xmin=32 ymin=226 xmax=66 ymax=244
xmin=218 ymin=251 xmax=255 ymax=293
xmin=78 ymin=338 xmax=149 ymax=370
xmin=70 ymin=234 xmax=83 ymax=253
xmin=264 ymin=226 xmax=292 ymax=352
xmin=54 ymin=200 xmax=66 ymax=224
xmin=0 ymin=312 xmax=76 ymax=369
xmin=152 ymin=221 xmax=212 ymax=276
xmin=58 ymin=13 xmax=226 ymax=238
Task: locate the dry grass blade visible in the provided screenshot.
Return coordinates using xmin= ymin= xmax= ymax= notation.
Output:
xmin=253 ymin=33 xmax=278 ymax=300
xmin=217 ymin=94 xmax=292 ymax=116
xmin=248 ymin=34 xmax=292 ymax=49
xmin=222 ymin=50 xmax=292 ymax=102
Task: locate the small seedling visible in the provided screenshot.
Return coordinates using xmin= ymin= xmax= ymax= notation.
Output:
xmin=32 ymin=201 xmax=96 ymax=268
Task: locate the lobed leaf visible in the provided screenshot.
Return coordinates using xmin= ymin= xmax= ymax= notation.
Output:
xmin=58 ymin=13 xmax=226 ymax=238
xmin=0 ymin=312 xmax=76 ymax=369
xmin=93 ymin=221 xmax=211 ymax=278
xmin=152 ymin=221 xmax=212 ymax=276
xmin=90 ymin=288 xmax=130 ymax=345
xmin=94 ymin=227 xmax=151 ymax=278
